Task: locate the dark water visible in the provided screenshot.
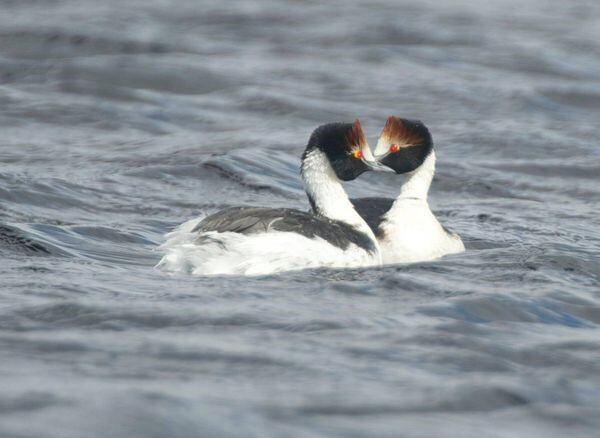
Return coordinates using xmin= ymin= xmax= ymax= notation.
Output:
xmin=1 ymin=0 xmax=599 ymax=436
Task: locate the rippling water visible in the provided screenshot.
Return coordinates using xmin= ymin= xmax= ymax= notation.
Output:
xmin=1 ymin=0 xmax=599 ymax=436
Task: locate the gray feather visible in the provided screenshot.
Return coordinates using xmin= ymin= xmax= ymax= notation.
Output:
xmin=193 ymin=207 xmax=376 ymax=253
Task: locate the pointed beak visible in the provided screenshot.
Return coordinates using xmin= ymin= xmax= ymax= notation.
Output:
xmin=361 ymin=155 xmax=395 ymax=172
xmin=355 ymin=129 xmax=395 ymax=173
xmin=373 ymin=151 xmax=391 ymax=161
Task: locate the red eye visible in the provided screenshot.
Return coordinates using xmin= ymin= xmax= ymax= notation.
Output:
xmin=353 ymin=150 xmax=363 ymax=159
xmin=389 ymin=144 xmax=400 ymax=153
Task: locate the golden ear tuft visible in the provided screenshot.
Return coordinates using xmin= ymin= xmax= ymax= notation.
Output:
xmin=380 ymin=116 xmax=423 ymax=147
xmin=346 ymin=118 xmax=367 ymax=148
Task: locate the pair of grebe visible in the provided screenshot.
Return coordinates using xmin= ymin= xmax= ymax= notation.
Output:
xmin=158 ymin=117 xmax=464 ymax=276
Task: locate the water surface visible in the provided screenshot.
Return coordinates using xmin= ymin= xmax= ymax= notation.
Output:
xmin=1 ymin=0 xmax=599 ymax=436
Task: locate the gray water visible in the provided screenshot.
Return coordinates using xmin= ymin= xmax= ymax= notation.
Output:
xmin=1 ymin=0 xmax=599 ymax=436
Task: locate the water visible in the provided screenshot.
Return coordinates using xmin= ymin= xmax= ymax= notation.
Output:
xmin=1 ymin=0 xmax=599 ymax=436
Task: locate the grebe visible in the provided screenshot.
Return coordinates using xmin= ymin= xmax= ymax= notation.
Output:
xmin=157 ymin=120 xmax=383 ymax=276
xmin=352 ymin=116 xmax=465 ymax=264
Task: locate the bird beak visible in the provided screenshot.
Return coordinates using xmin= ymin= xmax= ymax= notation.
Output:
xmin=360 ymin=153 xmax=395 ymax=172
xmin=373 ymin=151 xmax=391 ymax=161
xmin=364 ymin=158 xmax=395 ymax=172
xmin=358 ymin=133 xmax=395 ymax=172
xmin=348 ymin=118 xmax=395 ymax=172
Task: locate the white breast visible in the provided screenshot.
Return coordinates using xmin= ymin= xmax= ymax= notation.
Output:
xmin=378 ymin=200 xmax=464 ymax=264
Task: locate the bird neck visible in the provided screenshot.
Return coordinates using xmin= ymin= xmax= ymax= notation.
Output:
xmin=384 ymin=150 xmax=436 ymax=222
xmin=396 ymin=150 xmax=436 ymax=202
xmin=301 ymin=149 xmax=378 ymax=244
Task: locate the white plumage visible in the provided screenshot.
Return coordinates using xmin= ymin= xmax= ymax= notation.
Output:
xmin=374 ymin=151 xmax=465 ymax=264
xmin=156 ymin=216 xmax=379 ymax=276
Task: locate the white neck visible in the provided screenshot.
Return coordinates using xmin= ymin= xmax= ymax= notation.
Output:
xmin=384 ymin=150 xmax=436 ymax=220
xmin=301 ymin=149 xmax=380 ymax=248
xmin=378 ymin=149 xmax=465 ymax=263
xmin=396 ymin=150 xmax=436 ymax=202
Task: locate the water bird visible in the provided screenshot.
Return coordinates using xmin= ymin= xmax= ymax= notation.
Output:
xmin=352 ymin=116 xmax=465 ymax=264
xmin=157 ymin=120 xmax=383 ymax=276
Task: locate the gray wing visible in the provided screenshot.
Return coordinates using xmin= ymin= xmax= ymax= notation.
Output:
xmin=193 ymin=207 xmax=282 ymax=234
xmin=193 ymin=206 xmax=376 ymax=253
xmin=351 ymin=197 xmax=394 ymax=235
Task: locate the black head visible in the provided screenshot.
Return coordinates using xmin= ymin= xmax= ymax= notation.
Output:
xmin=375 ymin=117 xmax=433 ymax=174
xmin=303 ymin=119 xmax=372 ymax=181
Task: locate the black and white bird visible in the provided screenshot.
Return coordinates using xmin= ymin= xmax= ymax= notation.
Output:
xmin=157 ymin=120 xmax=383 ymax=276
xmin=352 ymin=116 xmax=465 ymax=263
